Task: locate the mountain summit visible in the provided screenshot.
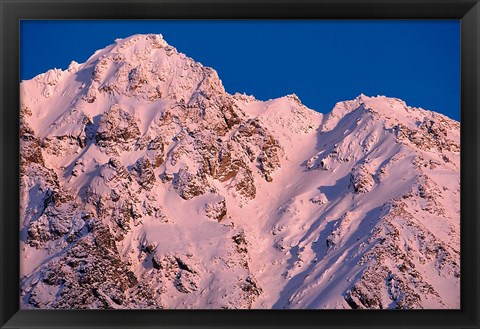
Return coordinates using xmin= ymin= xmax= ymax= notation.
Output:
xmin=20 ymin=34 xmax=460 ymax=309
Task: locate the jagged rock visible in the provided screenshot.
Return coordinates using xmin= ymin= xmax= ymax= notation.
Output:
xmin=395 ymin=115 xmax=459 ymax=153
xmin=132 ymin=157 xmax=156 ymax=191
xmin=107 ymin=157 xmax=130 ymax=179
xmin=169 ymin=145 xmax=189 ymax=166
xmin=20 ymin=122 xmax=45 ymax=167
xmin=175 ymin=167 xmax=211 ymax=200
xmin=232 ymin=231 xmax=248 ymax=255
xmin=147 ymin=136 xmax=165 ymax=168
xmin=96 ymin=105 xmax=141 ymax=153
xmin=345 ymin=266 xmax=423 ymax=309
xmin=128 ymin=66 xmax=148 ymax=91
xmin=215 ymin=146 xmax=234 ymax=180
xmin=24 ymin=222 xmax=156 ymax=309
xmin=194 ymin=136 xmax=220 ymax=177
xmin=257 ymin=135 xmax=282 ymax=182
xmin=350 ymin=164 xmax=374 ymax=193
xmin=204 ymin=198 xmax=227 ymax=222
xmin=152 ymin=253 xmax=201 ymax=293
xmin=233 ymin=119 xmax=283 ymax=181
xmin=111 ymin=200 xmax=136 ymax=233
xmin=345 ymin=267 xmax=386 ymax=309
xmin=174 ymin=270 xmax=199 ymax=293
xmin=230 ymin=166 xmax=256 ymax=200
xmin=241 ymin=276 xmax=262 ymax=296
xmin=219 ymin=98 xmax=243 ymax=128
xmin=161 ymin=171 xmax=174 ymax=182
xmin=40 ymin=111 xmax=94 ymax=155
xmin=27 ymin=197 xmax=82 ymax=246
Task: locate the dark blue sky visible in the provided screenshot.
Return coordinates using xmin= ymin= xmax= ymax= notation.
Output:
xmin=21 ymin=20 xmax=460 ymax=120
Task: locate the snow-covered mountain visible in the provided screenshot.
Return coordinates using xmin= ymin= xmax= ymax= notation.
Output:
xmin=19 ymin=34 xmax=460 ymax=309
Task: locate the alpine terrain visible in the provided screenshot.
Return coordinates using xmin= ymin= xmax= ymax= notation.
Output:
xmin=19 ymin=34 xmax=460 ymax=309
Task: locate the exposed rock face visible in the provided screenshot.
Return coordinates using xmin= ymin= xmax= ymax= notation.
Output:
xmin=132 ymin=157 xmax=156 ymax=191
xmin=350 ymin=164 xmax=374 ymax=194
xmin=27 ymin=221 xmax=159 ymax=309
xmin=204 ymin=197 xmax=227 ymax=222
xmin=175 ymin=167 xmax=212 ymax=200
xmin=96 ymin=104 xmax=141 ymax=153
xmin=151 ymin=253 xmax=201 ymax=293
xmin=233 ymin=119 xmax=283 ymax=182
xmin=146 ymin=136 xmax=165 ymax=168
xmin=20 ymin=121 xmax=45 ymax=169
xmin=20 ymin=35 xmax=460 ymax=310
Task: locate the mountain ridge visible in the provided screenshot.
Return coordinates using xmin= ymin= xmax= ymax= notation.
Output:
xmin=19 ymin=33 xmax=460 ymax=309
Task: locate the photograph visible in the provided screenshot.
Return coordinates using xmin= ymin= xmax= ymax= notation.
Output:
xmin=19 ymin=20 xmax=460 ymax=310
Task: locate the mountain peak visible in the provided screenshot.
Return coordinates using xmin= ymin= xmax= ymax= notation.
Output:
xmin=20 ymin=34 xmax=230 ymax=138
xmin=322 ymin=93 xmax=458 ymax=134
xmin=19 ymin=35 xmax=460 ymax=310
xmin=112 ymin=33 xmax=169 ymax=53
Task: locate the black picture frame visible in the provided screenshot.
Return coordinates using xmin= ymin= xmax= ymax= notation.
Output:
xmin=1 ymin=0 xmax=479 ymax=328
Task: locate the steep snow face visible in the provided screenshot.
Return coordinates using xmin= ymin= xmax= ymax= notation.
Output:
xmin=20 ymin=34 xmax=226 ymax=139
xmin=245 ymin=95 xmax=460 ymax=309
xmin=19 ymin=34 xmax=460 ymax=310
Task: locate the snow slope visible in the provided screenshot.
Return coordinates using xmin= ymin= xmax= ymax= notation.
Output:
xmin=19 ymin=34 xmax=460 ymax=309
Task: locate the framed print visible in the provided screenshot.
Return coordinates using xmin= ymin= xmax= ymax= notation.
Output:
xmin=1 ymin=0 xmax=479 ymax=328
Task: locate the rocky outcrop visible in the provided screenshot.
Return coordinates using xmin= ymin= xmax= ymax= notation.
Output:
xmin=26 ymin=221 xmax=159 ymax=309
xmin=20 ymin=122 xmax=44 ymax=168
xmin=132 ymin=157 xmax=156 ymax=191
xmin=27 ymin=201 xmax=82 ymax=246
xmin=152 ymin=253 xmax=201 ymax=294
xmin=175 ymin=167 xmax=213 ymax=200
xmin=257 ymin=135 xmax=282 ymax=182
xmin=204 ymin=198 xmax=227 ymax=222
xmin=96 ymin=105 xmax=141 ymax=153
xmin=233 ymin=119 xmax=283 ymax=181
xmin=146 ymin=136 xmax=165 ymax=168
xmin=350 ymin=164 xmax=374 ymax=194
xmin=395 ymin=115 xmax=460 ymax=154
